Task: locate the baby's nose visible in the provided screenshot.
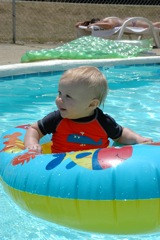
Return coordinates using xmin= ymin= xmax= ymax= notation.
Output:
xmin=57 ymin=96 xmax=64 ymax=103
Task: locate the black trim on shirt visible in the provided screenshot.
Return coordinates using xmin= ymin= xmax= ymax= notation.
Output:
xmin=38 ymin=108 xmax=123 ymax=139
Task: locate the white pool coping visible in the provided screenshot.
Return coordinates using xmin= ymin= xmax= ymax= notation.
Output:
xmin=0 ymin=56 xmax=160 ymax=77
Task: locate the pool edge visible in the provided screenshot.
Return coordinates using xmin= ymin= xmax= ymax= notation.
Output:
xmin=0 ymin=56 xmax=160 ymax=77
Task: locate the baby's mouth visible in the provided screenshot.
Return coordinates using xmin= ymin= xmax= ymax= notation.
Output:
xmin=60 ymin=107 xmax=66 ymax=111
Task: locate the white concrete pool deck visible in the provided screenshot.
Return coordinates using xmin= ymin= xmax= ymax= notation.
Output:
xmin=0 ymin=43 xmax=160 ymax=77
xmin=0 ymin=43 xmax=59 ymax=65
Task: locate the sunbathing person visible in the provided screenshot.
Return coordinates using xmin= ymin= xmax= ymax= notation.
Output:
xmin=76 ymin=17 xmax=123 ymax=29
xmin=75 ymin=17 xmax=126 ymax=37
xmin=76 ymin=17 xmax=160 ymax=30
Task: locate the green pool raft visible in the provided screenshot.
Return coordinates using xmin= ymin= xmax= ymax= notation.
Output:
xmin=21 ymin=36 xmax=153 ymax=63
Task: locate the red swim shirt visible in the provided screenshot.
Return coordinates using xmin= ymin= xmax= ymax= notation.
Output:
xmin=38 ymin=108 xmax=122 ymax=153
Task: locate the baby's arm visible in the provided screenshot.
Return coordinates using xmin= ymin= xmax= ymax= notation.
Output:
xmin=115 ymin=127 xmax=153 ymax=145
xmin=24 ymin=122 xmax=44 ymax=153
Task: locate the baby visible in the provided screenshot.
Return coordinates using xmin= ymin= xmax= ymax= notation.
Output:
xmin=24 ymin=66 xmax=152 ymax=153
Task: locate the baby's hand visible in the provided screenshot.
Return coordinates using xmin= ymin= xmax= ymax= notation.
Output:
xmin=141 ymin=137 xmax=153 ymax=144
xmin=26 ymin=144 xmax=42 ymax=153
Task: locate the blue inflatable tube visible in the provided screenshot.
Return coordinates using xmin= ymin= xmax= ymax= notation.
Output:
xmin=0 ymin=124 xmax=160 ymax=234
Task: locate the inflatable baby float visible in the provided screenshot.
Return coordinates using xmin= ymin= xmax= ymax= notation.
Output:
xmin=1 ymin=124 xmax=160 ymax=234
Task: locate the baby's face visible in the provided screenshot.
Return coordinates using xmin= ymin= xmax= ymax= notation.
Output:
xmin=56 ymin=78 xmax=96 ymax=119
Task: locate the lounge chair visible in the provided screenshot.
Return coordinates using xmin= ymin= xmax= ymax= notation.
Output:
xmin=77 ymin=17 xmax=160 ymax=48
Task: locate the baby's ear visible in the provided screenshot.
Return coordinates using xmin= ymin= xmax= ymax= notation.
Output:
xmin=89 ymin=99 xmax=100 ymax=109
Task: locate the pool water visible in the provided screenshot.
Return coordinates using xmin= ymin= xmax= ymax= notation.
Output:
xmin=0 ymin=64 xmax=160 ymax=240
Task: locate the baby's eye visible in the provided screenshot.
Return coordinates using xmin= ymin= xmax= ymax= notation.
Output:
xmin=66 ymin=94 xmax=72 ymax=99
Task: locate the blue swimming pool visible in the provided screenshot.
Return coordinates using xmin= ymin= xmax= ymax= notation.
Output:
xmin=0 ymin=62 xmax=160 ymax=239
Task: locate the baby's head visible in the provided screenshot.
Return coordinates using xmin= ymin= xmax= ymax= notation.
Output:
xmin=60 ymin=66 xmax=108 ymax=106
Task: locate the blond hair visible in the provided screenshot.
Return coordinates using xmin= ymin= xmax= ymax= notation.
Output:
xmin=60 ymin=66 xmax=108 ymax=106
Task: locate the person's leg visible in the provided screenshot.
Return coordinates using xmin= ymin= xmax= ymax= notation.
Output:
xmin=134 ymin=20 xmax=149 ymax=28
xmin=153 ymin=22 xmax=160 ymax=28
